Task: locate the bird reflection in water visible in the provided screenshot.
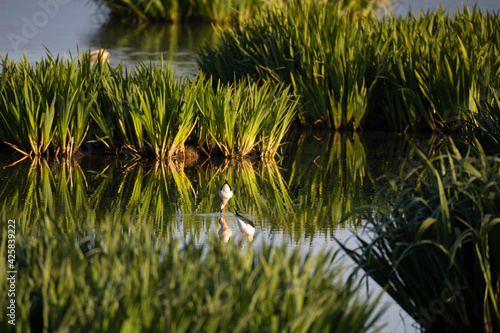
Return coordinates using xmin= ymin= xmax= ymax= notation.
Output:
xmin=217 ymin=180 xmax=256 ymax=248
xmin=218 ymin=213 xmax=232 ymax=243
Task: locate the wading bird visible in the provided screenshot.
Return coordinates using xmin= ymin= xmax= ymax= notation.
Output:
xmin=218 ymin=213 xmax=232 ymax=244
xmin=219 ymin=180 xmax=233 ymax=217
xmin=233 ymin=210 xmax=255 ymax=246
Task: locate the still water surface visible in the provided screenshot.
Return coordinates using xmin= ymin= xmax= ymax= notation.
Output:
xmin=0 ymin=132 xmax=435 ymax=331
xmin=0 ymin=0 xmax=214 ymax=76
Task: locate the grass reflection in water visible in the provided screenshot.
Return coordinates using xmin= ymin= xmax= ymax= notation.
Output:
xmin=0 ymin=131 xmax=429 ymax=237
xmin=0 ymin=132 xmax=409 ymax=332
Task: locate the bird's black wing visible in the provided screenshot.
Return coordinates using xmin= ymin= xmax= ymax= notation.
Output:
xmin=235 ymin=211 xmax=255 ymax=228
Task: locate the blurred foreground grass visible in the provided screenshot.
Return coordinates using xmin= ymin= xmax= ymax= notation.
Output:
xmin=0 ymin=214 xmax=384 ymax=332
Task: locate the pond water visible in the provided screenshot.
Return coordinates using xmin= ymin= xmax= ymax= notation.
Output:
xmin=0 ymin=0 xmax=215 ymax=77
xmin=0 ymin=131 xmax=436 ymax=331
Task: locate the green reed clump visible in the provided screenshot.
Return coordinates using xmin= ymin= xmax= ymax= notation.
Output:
xmin=0 ymin=214 xmax=384 ymax=332
xmin=198 ymin=2 xmax=500 ymax=131
xmin=95 ymin=61 xmax=200 ymax=158
xmin=190 ymin=0 xmax=260 ymax=23
xmin=375 ymin=6 xmax=496 ymax=130
xmin=196 ymin=1 xmax=386 ymax=130
xmin=0 ymin=52 xmax=106 ymax=157
xmin=337 ymin=145 xmax=500 ymax=332
xmin=94 ymin=0 xmax=388 ymax=23
xmin=94 ymin=0 xmax=263 ymax=23
xmin=196 ymin=77 xmax=298 ymax=157
xmin=1 ymin=51 xmax=298 ymax=160
xmin=91 ymin=64 xmax=142 ymax=155
xmin=94 ymin=0 xmax=189 ymax=22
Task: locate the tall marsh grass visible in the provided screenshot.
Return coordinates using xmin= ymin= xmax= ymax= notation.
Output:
xmin=0 ymin=52 xmax=106 ymax=157
xmin=0 ymin=214 xmax=385 ymax=332
xmin=196 ymin=77 xmax=298 ymax=157
xmin=337 ymin=145 xmax=500 ymax=331
xmin=197 ymin=2 xmax=500 ymax=131
xmin=0 ymin=52 xmax=297 ymax=160
xmin=95 ymin=62 xmax=199 ymax=158
xmin=94 ymin=0 xmax=261 ymax=22
xmin=94 ymin=0 xmax=390 ymax=23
